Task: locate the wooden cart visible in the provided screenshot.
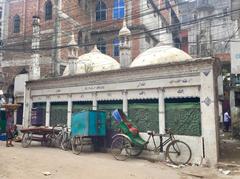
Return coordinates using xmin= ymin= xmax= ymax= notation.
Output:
xmin=20 ymin=127 xmax=60 ymax=148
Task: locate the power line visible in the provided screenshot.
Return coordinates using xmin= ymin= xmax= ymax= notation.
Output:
xmin=2 ymin=6 xmax=240 ymax=53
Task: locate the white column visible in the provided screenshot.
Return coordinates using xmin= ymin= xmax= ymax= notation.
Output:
xmin=14 ymin=110 xmax=17 ymax=125
xmin=92 ymin=92 xmax=97 ymax=110
xmin=45 ymin=100 xmax=50 ymax=127
xmin=67 ymin=96 xmax=72 ymax=128
xmin=159 ymin=88 xmax=165 ymax=134
xmin=23 ymin=87 xmax=31 ymax=128
xmin=123 ymin=90 xmax=128 ymax=115
xmin=200 ymin=69 xmax=219 ymax=166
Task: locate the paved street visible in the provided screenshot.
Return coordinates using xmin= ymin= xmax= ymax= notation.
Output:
xmin=0 ymin=142 xmax=239 ymax=179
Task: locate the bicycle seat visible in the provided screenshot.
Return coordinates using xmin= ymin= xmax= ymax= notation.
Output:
xmin=147 ymin=131 xmax=155 ymax=135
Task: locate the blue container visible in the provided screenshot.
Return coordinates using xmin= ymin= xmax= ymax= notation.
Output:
xmin=71 ymin=111 xmax=106 ymax=137
xmin=0 ymin=133 xmax=6 ymax=141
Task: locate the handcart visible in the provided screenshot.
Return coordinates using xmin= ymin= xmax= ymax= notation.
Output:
xmin=71 ymin=110 xmax=106 ymax=155
xmin=20 ymin=127 xmax=60 ymax=148
xmin=111 ymin=109 xmax=192 ymax=165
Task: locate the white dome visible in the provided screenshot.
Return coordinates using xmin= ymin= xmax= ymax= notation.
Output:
xmin=63 ymin=46 xmax=120 ymax=76
xmin=130 ymin=45 xmax=193 ymax=68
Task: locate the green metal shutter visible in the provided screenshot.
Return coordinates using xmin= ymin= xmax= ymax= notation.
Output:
xmin=165 ymin=98 xmax=201 ymax=136
xmin=72 ymin=101 xmax=92 ymax=114
xmin=128 ymin=99 xmax=159 ymax=132
xmin=98 ymin=101 xmax=123 ymax=124
xmin=50 ymin=102 xmax=68 ymax=126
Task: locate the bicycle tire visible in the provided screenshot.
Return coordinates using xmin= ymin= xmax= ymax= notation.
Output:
xmin=61 ymin=134 xmax=69 ymax=151
xmin=131 ymin=145 xmax=143 ymax=157
xmin=72 ymin=136 xmax=83 ymax=155
xmin=111 ymin=136 xmax=131 ymax=161
xmin=166 ymin=140 xmax=192 ymax=165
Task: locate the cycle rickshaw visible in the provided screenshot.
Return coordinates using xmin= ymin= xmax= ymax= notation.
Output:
xmin=111 ymin=109 xmax=192 ymax=165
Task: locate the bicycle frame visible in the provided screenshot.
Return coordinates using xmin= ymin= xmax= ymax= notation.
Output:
xmin=145 ymin=133 xmax=175 ymax=153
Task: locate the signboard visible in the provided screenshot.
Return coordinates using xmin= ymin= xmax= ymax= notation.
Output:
xmin=231 ymin=0 xmax=240 ymax=20
xmin=230 ymin=41 xmax=240 ymax=74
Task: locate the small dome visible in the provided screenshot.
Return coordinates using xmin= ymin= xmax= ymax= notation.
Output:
xmin=119 ymin=20 xmax=131 ymax=37
xmin=130 ymin=45 xmax=193 ymax=68
xmin=63 ymin=46 xmax=120 ymax=76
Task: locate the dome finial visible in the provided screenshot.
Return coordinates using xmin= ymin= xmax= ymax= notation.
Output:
xmin=91 ymin=45 xmax=101 ymax=53
xmin=68 ymin=31 xmax=77 ymax=46
xmin=119 ymin=18 xmax=131 ymax=37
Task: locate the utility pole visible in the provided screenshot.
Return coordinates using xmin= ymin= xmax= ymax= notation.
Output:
xmin=52 ymin=0 xmax=61 ymax=76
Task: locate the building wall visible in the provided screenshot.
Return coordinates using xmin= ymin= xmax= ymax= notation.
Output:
xmin=180 ymin=0 xmax=237 ymax=59
xmin=3 ymin=0 xmax=178 ymax=95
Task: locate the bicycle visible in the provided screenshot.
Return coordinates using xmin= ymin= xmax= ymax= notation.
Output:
xmin=60 ymin=125 xmax=72 ymax=150
xmin=43 ymin=124 xmax=64 ymax=148
xmin=112 ymin=128 xmax=192 ymax=165
xmin=111 ymin=109 xmax=192 ymax=165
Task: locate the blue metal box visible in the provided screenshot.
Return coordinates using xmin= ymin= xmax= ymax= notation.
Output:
xmin=71 ymin=110 xmax=106 ymax=137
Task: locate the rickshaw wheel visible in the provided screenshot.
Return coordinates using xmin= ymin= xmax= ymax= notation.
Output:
xmin=72 ymin=136 xmax=83 ymax=155
xmin=111 ymin=136 xmax=131 ymax=161
xmin=22 ymin=132 xmax=32 ymax=148
xmin=131 ymin=145 xmax=143 ymax=157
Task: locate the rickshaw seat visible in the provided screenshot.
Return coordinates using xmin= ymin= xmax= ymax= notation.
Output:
xmin=112 ymin=109 xmax=139 ymax=135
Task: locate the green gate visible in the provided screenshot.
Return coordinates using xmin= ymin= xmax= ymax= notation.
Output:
xmin=128 ymin=99 xmax=159 ymax=132
xmin=50 ymin=102 xmax=68 ymax=127
xmin=165 ymin=98 xmax=201 ymax=136
xmin=72 ymin=101 xmax=92 ymax=114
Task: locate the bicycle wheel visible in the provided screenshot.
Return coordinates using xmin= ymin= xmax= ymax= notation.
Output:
xmin=22 ymin=132 xmax=32 ymax=148
xmin=111 ymin=136 xmax=132 ymax=161
xmin=131 ymin=145 xmax=143 ymax=157
xmin=61 ymin=134 xmax=69 ymax=151
xmin=72 ymin=136 xmax=83 ymax=155
xmin=166 ymin=140 xmax=192 ymax=165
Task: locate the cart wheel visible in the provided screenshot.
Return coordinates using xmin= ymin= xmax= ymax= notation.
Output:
xmin=22 ymin=132 xmax=32 ymax=148
xmin=111 ymin=136 xmax=131 ymax=161
xmin=166 ymin=140 xmax=192 ymax=165
xmin=72 ymin=136 xmax=83 ymax=155
xmin=131 ymin=145 xmax=143 ymax=157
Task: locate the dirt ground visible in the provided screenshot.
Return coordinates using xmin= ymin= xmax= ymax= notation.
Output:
xmin=0 ymin=141 xmax=239 ymax=179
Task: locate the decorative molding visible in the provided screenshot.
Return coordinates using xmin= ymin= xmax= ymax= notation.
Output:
xmin=202 ymin=97 xmax=212 ymax=106
xmin=202 ymin=69 xmax=211 ymax=76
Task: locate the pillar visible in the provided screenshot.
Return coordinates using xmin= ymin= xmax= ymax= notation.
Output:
xmin=67 ymin=95 xmax=72 ymax=128
xmin=45 ymin=99 xmax=50 ymax=127
xmin=123 ymin=90 xmax=128 ymax=115
xmin=23 ymin=86 xmax=31 ymax=128
xmin=200 ymin=69 xmax=219 ymax=166
xmin=159 ymin=88 xmax=165 ymax=134
xmin=92 ymin=92 xmax=97 ymax=110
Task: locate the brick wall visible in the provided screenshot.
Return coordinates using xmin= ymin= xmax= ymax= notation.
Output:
xmin=3 ymin=0 xmax=174 ymax=94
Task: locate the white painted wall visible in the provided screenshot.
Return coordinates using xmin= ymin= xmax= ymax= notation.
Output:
xmin=14 ymin=74 xmax=29 ymax=97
